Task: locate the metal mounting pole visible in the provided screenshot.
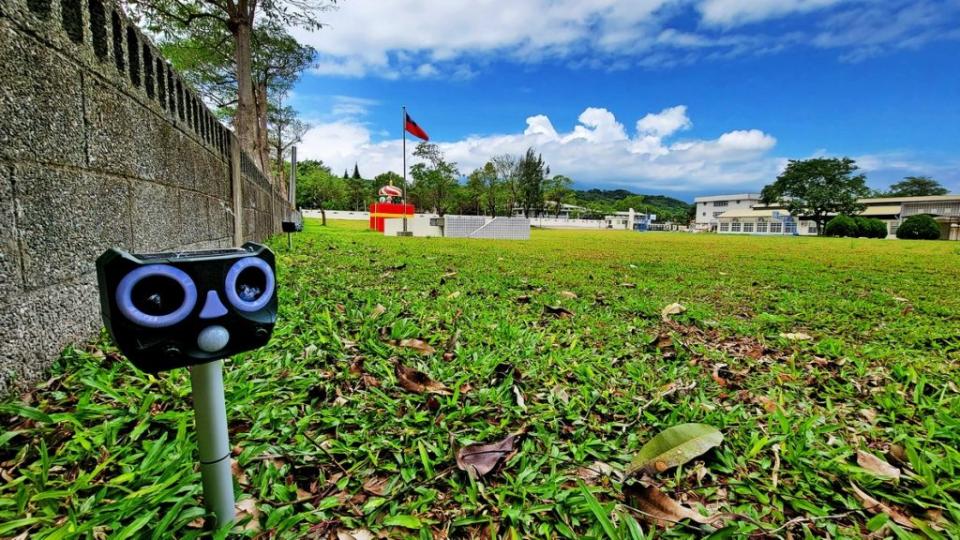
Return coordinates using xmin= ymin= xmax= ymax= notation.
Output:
xmin=191 ymin=360 xmax=235 ymax=527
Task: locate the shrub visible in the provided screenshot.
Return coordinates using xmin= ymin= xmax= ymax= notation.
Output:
xmin=896 ymin=214 xmax=942 ymax=240
xmin=824 ymin=215 xmax=857 ymax=237
xmin=854 ymin=217 xmax=888 ymax=238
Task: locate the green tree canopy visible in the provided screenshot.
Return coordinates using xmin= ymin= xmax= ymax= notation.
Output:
xmin=887 ymin=176 xmax=949 ymax=197
xmin=761 ymin=158 xmax=869 ymax=236
xmin=410 ymin=142 xmax=460 ymax=216
xmin=516 ymin=148 xmax=549 ymax=217
xmin=545 ymin=175 xmax=574 ymax=217
xmin=296 ymin=160 xmax=346 ymax=225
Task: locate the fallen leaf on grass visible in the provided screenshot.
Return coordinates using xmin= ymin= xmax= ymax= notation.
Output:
xmin=543 ymin=305 xmax=574 ymax=318
xmin=627 ymin=484 xmax=715 ymax=527
xmin=627 ymin=423 xmax=723 ymax=476
xmin=231 ymin=459 xmax=250 ymax=486
xmin=779 ymin=332 xmax=812 ymax=341
xmin=661 ymin=303 xmax=686 ymax=322
xmin=850 ymin=483 xmax=917 ymax=529
xmin=575 ymin=461 xmax=616 ymax=482
xmin=620 ymin=282 xmax=637 ymax=288
xmin=755 ymin=395 xmax=779 ymax=413
xmin=337 ymin=529 xmax=375 ymax=540
xmin=559 ymin=290 xmax=578 ymax=299
xmin=363 ymin=476 xmax=391 ymax=496
xmin=513 ymin=385 xmax=526 ymax=410
xmin=396 ymin=364 xmax=449 ymax=395
xmin=446 ymin=291 xmax=461 ymax=300
xmin=515 ymin=295 xmax=532 ymax=304
xmin=396 ymin=338 xmax=436 ymax=355
xmin=370 ymin=304 xmax=386 ymax=319
xmin=857 ymin=450 xmax=901 ymax=481
xmin=235 ymin=498 xmax=261 ymax=532
xmin=456 ymin=434 xmax=518 ymax=479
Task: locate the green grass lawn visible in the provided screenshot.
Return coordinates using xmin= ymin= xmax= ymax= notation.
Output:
xmin=3 ymin=219 xmax=960 ymax=539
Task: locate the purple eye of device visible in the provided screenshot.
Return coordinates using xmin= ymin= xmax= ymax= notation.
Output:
xmin=224 ymin=257 xmax=275 ymax=312
xmin=115 ymin=264 xmax=198 ymax=328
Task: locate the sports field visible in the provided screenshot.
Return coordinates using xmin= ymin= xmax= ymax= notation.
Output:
xmin=2 ymin=219 xmax=959 ymax=538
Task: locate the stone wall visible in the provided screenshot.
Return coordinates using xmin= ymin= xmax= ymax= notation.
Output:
xmin=0 ymin=0 xmax=291 ymax=395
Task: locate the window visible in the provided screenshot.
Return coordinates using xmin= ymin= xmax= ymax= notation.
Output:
xmin=784 ymin=222 xmax=797 ymax=234
xmin=713 ymin=201 xmax=728 ymax=207
xmin=736 ymin=200 xmax=741 ymax=204
xmin=770 ymin=222 xmax=782 ymax=233
xmin=702 ymin=212 xmax=707 ymax=217
xmin=890 ymin=223 xmax=898 ymax=236
xmin=731 ymin=222 xmax=741 ymax=232
xmin=713 ymin=211 xmax=724 ymax=218
xmin=756 ymin=222 xmax=767 ymax=233
xmin=808 ymin=226 xmax=817 ymax=234
xmin=743 ymin=223 xmax=754 ymax=233
xmin=719 ymin=223 xmax=730 ymax=232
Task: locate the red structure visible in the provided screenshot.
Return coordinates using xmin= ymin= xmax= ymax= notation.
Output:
xmin=369 ymin=185 xmax=414 ymax=232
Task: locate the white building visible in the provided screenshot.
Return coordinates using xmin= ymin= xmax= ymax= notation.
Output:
xmin=692 ymin=194 xmax=762 ymax=232
xmin=714 ymin=194 xmax=960 ymax=240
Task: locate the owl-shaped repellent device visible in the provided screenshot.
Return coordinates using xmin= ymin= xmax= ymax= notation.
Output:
xmin=96 ymin=242 xmax=277 ymax=373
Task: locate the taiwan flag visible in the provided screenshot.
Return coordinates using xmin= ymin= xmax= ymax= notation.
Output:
xmin=404 ymin=113 xmax=430 ymax=141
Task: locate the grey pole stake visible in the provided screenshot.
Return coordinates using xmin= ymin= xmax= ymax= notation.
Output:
xmin=191 ymin=360 xmax=235 ymax=526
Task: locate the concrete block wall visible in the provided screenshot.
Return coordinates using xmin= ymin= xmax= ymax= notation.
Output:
xmin=0 ymin=0 xmax=291 ymax=395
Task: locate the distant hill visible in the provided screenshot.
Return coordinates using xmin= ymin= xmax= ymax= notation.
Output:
xmin=573 ymin=189 xmax=691 ymax=222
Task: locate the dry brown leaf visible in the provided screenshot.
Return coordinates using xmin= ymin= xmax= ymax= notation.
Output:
xmin=456 ymin=434 xmax=517 ymax=479
xmin=363 ymin=476 xmax=390 ymax=496
xmin=560 ymin=290 xmax=578 ymax=299
xmin=370 ymin=304 xmax=386 ymax=319
xmin=235 ymin=498 xmax=261 ymax=532
xmin=231 ymin=459 xmax=250 ymax=486
xmin=575 ymin=461 xmax=616 ymax=482
xmin=397 ymin=338 xmax=436 ymax=355
xmin=337 ymin=529 xmax=375 ymax=540
xmin=620 ymin=282 xmax=637 ymax=288
xmin=779 ymin=332 xmax=812 ymax=341
xmin=186 ymin=517 xmax=205 ymax=529
xmin=396 ymin=363 xmax=450 ymax=394
xmin=544 ymin=305 xmax=574 ymax=318
xmin=627 ymin=484 xmax=714 ymax=527
xmin=755 ymin=395 xmax=779 ymax=413
xmin=447 ymin=291 xmax=461 ymax=300
xmin=857 ymin=450 xmax=901 ymax=481
xmin=661 ymin=303 xmax=686 ymax=322
xmin=513 ymin=385 xmax=526 ymax=410
xmin=515 ymin=295 xmax=532 ymax=304
xmin=850 ymin=483 xmax=916 ymax=529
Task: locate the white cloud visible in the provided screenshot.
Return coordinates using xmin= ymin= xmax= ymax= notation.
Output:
xmin=698 ymin=0 xmax=843 ymax=26
xmin=295 ymin=0 xmax=960 ymax=77
xmin=298 ymin=105 xmax=782 ymax=193
xmin=636 ymin=105 xmax=692 ymax=137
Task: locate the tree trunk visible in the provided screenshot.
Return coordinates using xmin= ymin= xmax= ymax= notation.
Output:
xmin=232 ymin=20 xmax=256 ymax=160
xmin=320 ymin=203 xmax=327 ymax=226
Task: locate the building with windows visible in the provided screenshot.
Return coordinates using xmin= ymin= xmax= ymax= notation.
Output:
xmin=714 ymin=194 xmax=960 ymax=239
xmin=692 ymin=194 xmax=762 ymax=231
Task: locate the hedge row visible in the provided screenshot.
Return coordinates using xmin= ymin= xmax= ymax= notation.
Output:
xmin=824 ymin=215 xmax=888 ymax=238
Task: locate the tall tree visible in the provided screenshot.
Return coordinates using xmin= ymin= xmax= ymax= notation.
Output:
xmin=297 ymin=160 xmax=345 ymax=226
xmin=268 ymin=101 xmax=309 ymax=183
xmin=373 ymin=171 xmax=403 ymax=188
xmin=491 ymin=154 xmax=519 ymax=215
xmin=545 ymin=175 xmax=574 ymax=217
xmin=516 ymin=148 xmax=549 ymax=218
xmin=409 ymin=142 xmax=460 ymax=216
xmin=466 ymin=162 xmax=501 ymax=216
xmin=887 ymin=176 xmax=949 ymax=197
xmin=352 ymin=163 xmax=361 ymax=179
xmin=128 ymin=0 xmax=335 ymax=160
xmin=760 ymin=158 xmax=869 ymax=236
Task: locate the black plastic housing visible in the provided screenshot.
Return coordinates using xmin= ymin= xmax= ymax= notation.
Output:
xmin=96 ymin=242 xmax=277 ymax=373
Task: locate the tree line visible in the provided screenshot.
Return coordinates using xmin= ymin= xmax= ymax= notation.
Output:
xmin=296 ymin=143 xmax=694 ymax=224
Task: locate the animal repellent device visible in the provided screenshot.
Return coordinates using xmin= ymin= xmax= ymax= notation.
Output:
xmin=96 ymin=242 xmax=278 ymax=526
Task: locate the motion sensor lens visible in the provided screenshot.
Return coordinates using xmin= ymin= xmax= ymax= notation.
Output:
xmin=132 ymin=275 xmax=187 ymax=316
xmin=224 ymin=258 xmax=275 ymax=312
xmin=115 ymin=264 xmax=197 ymax=328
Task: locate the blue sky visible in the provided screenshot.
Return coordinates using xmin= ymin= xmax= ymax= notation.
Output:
xmin=288 ymin=0 xmax=960 ymax=200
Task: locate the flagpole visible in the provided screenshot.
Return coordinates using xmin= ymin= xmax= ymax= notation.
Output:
xmin=402 ymin=105 xmax=408 ymax=235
